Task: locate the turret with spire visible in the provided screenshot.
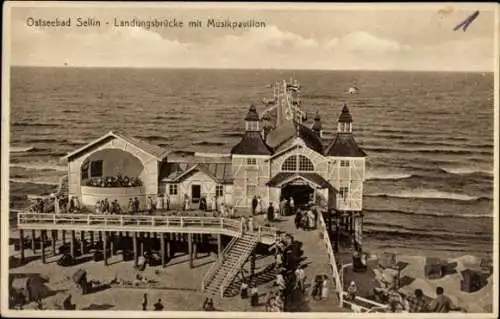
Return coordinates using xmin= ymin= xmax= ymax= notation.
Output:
xmin=337 ymin=103 xmax=353 ymax=134
xmin=311 ymin=111 xmax=323 ymax=138
xmin=231 ymin=105 xmax=273 ymax=155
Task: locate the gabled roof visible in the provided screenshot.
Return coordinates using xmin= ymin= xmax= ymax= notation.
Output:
xmin=64 ymin=131 xmax=169 ymax=161
xmin=161 ymin=162 xmax=233 ymax=184
xmin=231 ymin=131 xmax=274 ymax=155
xmin=324 ymin=133 xmax=366 ymax=157
xmin=266 ymin=121 xmax=324 ymax=155
xmin=266 ymin=172 xmax=330 ymax=189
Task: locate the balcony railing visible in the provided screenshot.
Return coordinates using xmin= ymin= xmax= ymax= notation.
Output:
xmin=17 ymin=213 xmax=277 ymax=243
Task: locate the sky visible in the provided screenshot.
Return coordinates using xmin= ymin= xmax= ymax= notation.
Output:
xmin=6 ymin=3 xmax=498 ymax=71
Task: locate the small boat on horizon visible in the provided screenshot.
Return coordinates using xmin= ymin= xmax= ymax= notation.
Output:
xmin=348 ymin=86 xmax=360 ymax=94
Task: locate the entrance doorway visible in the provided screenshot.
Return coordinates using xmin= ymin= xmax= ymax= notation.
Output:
xmin=281 ymin=184 xmax=314 ymax=208
xmin=191 ymin=185 xmax=201 ymax=204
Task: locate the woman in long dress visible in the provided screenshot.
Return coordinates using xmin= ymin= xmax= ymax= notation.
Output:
xmin=321 ymin=276 xmax=329 ymax=300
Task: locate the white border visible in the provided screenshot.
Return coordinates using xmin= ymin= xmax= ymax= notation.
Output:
xmin=1 ymin=2 xmax=499 ymax=319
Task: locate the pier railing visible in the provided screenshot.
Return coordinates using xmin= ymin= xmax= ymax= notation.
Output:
xmin=201 ymin=236 xmax=238 ymax=293
xmin=317 ymin=210 xmax=343 ymax=306
xmin=17 ymin=213 xmax=276 ymax=244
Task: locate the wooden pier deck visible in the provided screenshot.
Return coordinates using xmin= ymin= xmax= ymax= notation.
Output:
xmin=17 ymin=213 xmax=277 ymax=245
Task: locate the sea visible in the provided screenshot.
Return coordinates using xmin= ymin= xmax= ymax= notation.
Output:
xmin=9 ymin=67 xmax=495 ymax=258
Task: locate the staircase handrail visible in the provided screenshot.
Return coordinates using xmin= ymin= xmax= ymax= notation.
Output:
xmin=201 ymin=236 xmax=238 ymax=292
xmin=219 ymin=233 xmax=258 ymax=298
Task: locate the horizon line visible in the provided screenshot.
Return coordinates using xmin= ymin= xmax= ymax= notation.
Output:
xmin=9 ymin=65 xmax=493 ymax=73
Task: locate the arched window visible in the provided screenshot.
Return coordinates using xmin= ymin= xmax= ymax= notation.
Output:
xmin=281 ymin=155 xmax=315 ymax=172
xmin=282 ymin=156 xmax=297 ymax=171
xmin=298 ymin=155 xmax=314 ymax=171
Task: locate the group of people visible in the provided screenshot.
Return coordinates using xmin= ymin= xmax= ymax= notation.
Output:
xmin=85 ymin=175 xmax=142 ymax=188
xmin=294 ymin=206 xmax=318 ymax=230
xmin=278 ymin=196 xmax=296 ymax=216
xmin=239 ymin=280 xmax=260 ymax=307
xmin=141 ymin=293 xmax=164 ymax=311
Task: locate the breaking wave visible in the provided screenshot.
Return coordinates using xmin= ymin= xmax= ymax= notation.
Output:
xmin=366 ymin=189 xmax=491 ymax=201
xmin=10 ymin=163 xmax=66 ymax=172
xmin=10 ymin=146 xmax=35 ymax=153
xmin=440 ymin=167 xmax=493 ymax=176
xmin=364 ymin=208 xmax=492 ymax=219
xmin=365 ymin=170 xmax=413 ymax=181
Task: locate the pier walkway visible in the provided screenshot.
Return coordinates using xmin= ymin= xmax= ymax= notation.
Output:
xmin=17 ymin=213 xmax=277 ymax=245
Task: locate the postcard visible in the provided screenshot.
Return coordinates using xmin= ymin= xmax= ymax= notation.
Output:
xmin=1 ymin=2 xmax=498 ymax=318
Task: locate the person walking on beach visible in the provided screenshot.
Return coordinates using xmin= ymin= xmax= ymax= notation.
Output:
xmin=251 ymin=195 xmax=258 ymax=215
xmin=407 ymin=289 xmax=428 ymax=313
xmin=142 ymin=293 xmax=148 ymax=311
xmin=429 ymin=287 xmax=461 ymax=313
xmin=153 ymin=299 xmax=164 ymax=311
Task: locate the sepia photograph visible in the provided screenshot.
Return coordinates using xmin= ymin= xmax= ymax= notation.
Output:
xmin=1 ymin=2 xmax=498 ymax=317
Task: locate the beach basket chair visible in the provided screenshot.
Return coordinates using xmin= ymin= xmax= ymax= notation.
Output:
xmin=424 ymin=257 xmax=443 ymax=279
xmin=378 ymin=252 xmax=397 ymax=269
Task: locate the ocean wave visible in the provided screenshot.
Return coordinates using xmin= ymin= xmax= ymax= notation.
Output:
xmin=440 ymin=167 xmax=493 ymax=176
xmin=363 ymin=146 xmax=492 ymax=156
xmin=221 ymin=132 xmax=243 ymax=138
xmin=12 ymin=122 xmax=61 ymax=128
xmin=364 ymin=228 xmax=491 ymax=242
xmin=366 ymin=189 xmax=491 ymax=201
xmin=10 ymin=163 xmax=66 ymax=172
xmin=364 ymin=208 xmax=492 ymax=219
xmin=10 ymin=146 xmax=35 ymax=153
xmin=365 ymin=170 xmax=413 ymax=181
xmin=10 ymin=178 xmax=59 ymax=186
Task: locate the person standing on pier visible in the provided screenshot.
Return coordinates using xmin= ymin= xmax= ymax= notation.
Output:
xmin=256 ymin=196 xmax=262 ymax=214
xmin=133 ymin=197 xmax=140 ymax=214
xmin=289 ymin=197 xmax=295 ymax=215
xmin=165 ymin=194 xmax=170 ymax=210
xmin=251 ymin=195 xmax=258 ymax=215
xmin=147 ymin=196 xmax=153 ymax=214
xmin=127 ymin=198 xmax=134 ymax=215
xmin=142 ymin=293 xmax=148 ymax=311
xmin=183 ymin=194 xmax=190 ymax=211
xmin=103 ymin=198 xmax=110 ymax=214
xmin=267 ymin=203 xmax=275 ymax=222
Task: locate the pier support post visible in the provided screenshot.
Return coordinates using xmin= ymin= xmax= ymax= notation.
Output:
xmin=188 ymin=233 xmax=193 ymax=268
xmin=161 ymin=233 xmax=166 ymax=267
xmin=41 ymin=231 xmax=46 ymax=263
xmin=90 ymin=231 xmax=94 ymax=245
xmin=217 ymin=234 xmax=222 ymax=256
xmin=103 ymin=231 xmax=108 ymax=266
xmin=52 ymin=230 xmax=57 ymax=254
xmin=80 ymin=231 xmax=85 ymax=255
xmin=70 ymin=231 xmax=76 ymax=258
xmin=110 ymin=233 xmax=115 ymax=256
xmin=140 ymin=233 xmax=144 ymax=257
xmin=19 ymin=229 xmax=25 ymax=264
xmin=167 ymin=234 xmax=171 ymax=259
xmin=31 ymin=230 xmax=36 ymax=253
xmin=133 ymin=232 xmax=138 ymax=266
xmin=62 ymin=230 xmax=66 ymax=244
xmin=98 ymin=231 xmax=102 ymax=243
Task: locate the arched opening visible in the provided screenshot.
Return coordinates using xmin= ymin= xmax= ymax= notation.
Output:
xmin=280 ymin=183 xmax=314 ymax=208
xmin=281 ymin=154 xmax=315 ymax=172
xmin=80 ymin=149 xmax=145 ymax=187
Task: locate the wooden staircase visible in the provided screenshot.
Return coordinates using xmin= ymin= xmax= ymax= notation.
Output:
xmin=57 ymin=175 xmax=69 ymax=197
xmin=202 ymin=233 xmax=258 ymax=299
